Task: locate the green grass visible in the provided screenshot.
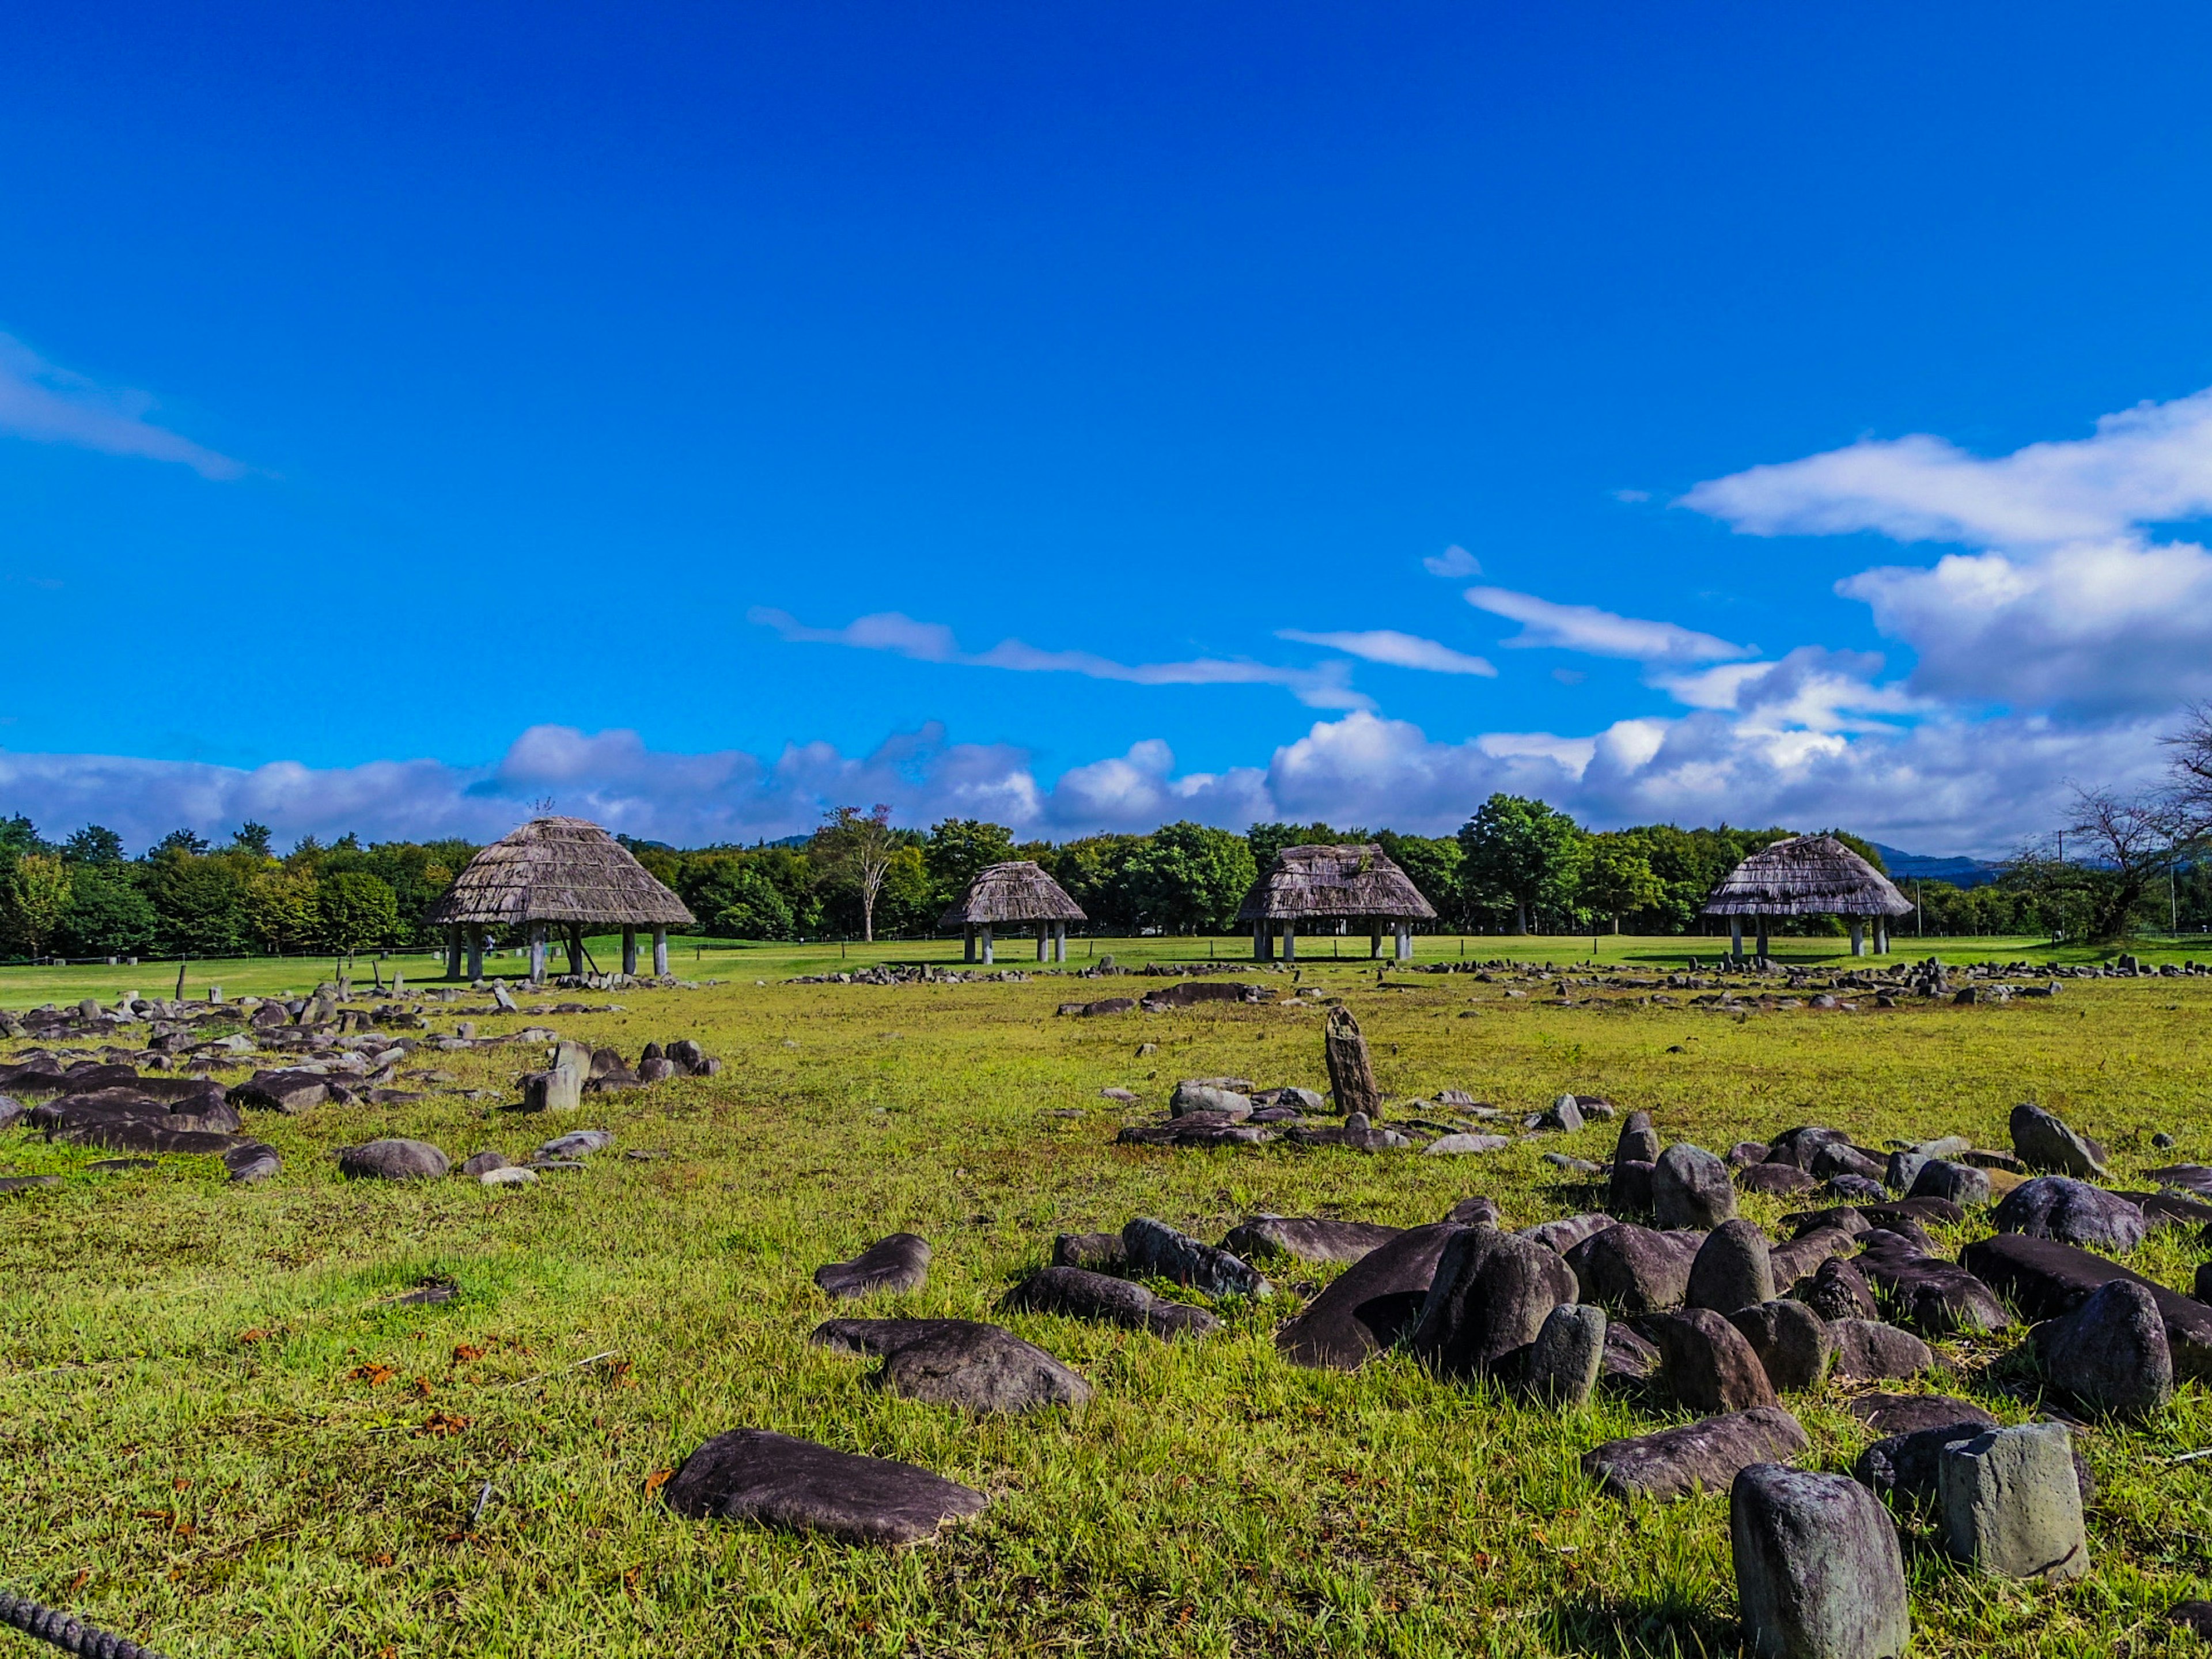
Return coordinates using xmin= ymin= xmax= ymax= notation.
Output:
xmin=6 ymin=944 xmax=2212 ymax=1655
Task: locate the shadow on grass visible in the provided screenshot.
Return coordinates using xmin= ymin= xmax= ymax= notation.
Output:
xmin=1547 ymin=1590 xmax=1735 ymax=1658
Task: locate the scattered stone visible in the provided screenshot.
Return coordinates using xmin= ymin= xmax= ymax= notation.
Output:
xmin=1767 ymin=1228 xmax=1857 ymax=1290
xmin=2168 ymin=1602 xmax=2212 ymax=1640
xmin=0 ymin=1175 xmax=61 ymax=1195
xmin=1567 ymin=1224 xmax=1702 ymax=1313
xmin=1425 ymin=1132 xmax=1514 ymax=1156
xmin=1993 ymin=1176 xmax=2147 ymax=1253
xmin=1688 ymin=1219 xmax=1777 ymax=1314
xmin=1221 ymin=1215 xmax=1399 ymax=1264
xmin=2032 ymin=1278 xmax=2173 ymax=1418
xmin=1123 ymin=1217 xmax=1271 ymax=1298
xmin=868 ymin=1320 xmax=1093 ymax=1412
xmin=1908 ymin=1160 xmax=1991 ymax=1207
xmin=1825 ymin=1174 xmax=1888 ymax=1203
xmin=1938 ymin=1422 xmax=2089 ymax=1581
xmin=1730 ymin=1300 xmax=1834 ymax=1392
xmin=536 ymin=1128 xmax=614 ymax=1161
xmin=482 ymin=1165 xmax=538 ymax=1186
xmin=1532 ymin=1094 xmax=1584 ymax=1132
xmin=1729 ymin=1141 xmax=1771 ymax=1167
xmin=662 ymin=1427 xmax=988 ymax=1546
xmin=1170 ymin=1081 xmax=1253 ymax=1118
xmin=1652 ymin=1308 xmax=1777 ymax=1413
xmin=338 ymin=1139 xmax=449 ymax=1180
xmin=1053 ymin=1232 xmax=1127 ymax=1273
xmin=1856 ymin=1237 xmax=2012 ymax=1335
xmin=1518 ymin=1212 xmax=1616 ymax=1256
xmin=1830 ymin=1320 xmax=1931 ymax=1381
xmin=1522 ymin=1302 xmax=1606 ymax=1406
xmin=1607 ymin=1158 xmax=1655 ymax=1214
xmin=1001 ymin=1266 xmax=1219 ymax=1338
xmin=1810 ymin=1142 xmax=1889 ymax=1185
xmin=1850 ymin=1393 xmax=1996 ymax=1437
xmin=227 ymin=1071 xmax=329 ymax=1115
xmin=2010 ymin=1103 xmax=2107 ymax=1178
xmin=815 ymin=1233 xmax=933 ymax=1300
xmin=1446 ymin=1195 xmax=1502 ymax=1228
xmin=1616 ymin=1111 xmax=1662 ymax=1165
xmin=1412 ymin=1230 xmax=1576 ymax=1379
xmin=1603 ymin=1320 xmax=1661 ymax=1381
xmin=1582 ymin=1406 xmax=1809 ymax=1501
xmin=1655 ymin=1142 xmax=1738 ymax=1229
xmin=1960 ymin=1233 xmax=2212 ymax=1376
xmin=1732 ymin=1464 xmax=1910 ymax=1659
xmin=222 ymin=1141 xmax=282 ymax=1183
xmin=1276 ymin=1222 xmax=1463 ymax=1370
xmin=1737 ymin=1161 xmax=1819 ymax=1196
xmin=459 ymin=1150 xmax=510 ymax=1177
xmin=1800 ymin=1256 xmax=1880 ymax=1322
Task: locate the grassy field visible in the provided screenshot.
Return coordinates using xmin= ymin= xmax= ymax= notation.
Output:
xmin=5 ymin=938 xmax=2212 ymax=1656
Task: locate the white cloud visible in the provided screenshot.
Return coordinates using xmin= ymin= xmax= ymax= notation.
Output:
xmin=1681 ymin=388 xmax=2212 ymax=548
xmin=0 ymin=332 xmax=243 ymax=480
xmin=1275 ymin=628 xmax=1497 ymax=676
xmin=1463 ymin=586 xmax=1751 ymax=664
xmin=749 ymin=607 xmax=1374 ymax=711
xmin=1422 ymin=543 xmax=1482 ymax=577
xmin=1612 ymin=488 xmax=1652 ymax=503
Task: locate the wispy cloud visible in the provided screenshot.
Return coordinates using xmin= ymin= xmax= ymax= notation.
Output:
xmin=1462 ymin=586 xmax=1751 ymax=664
xmin=1275 ymin=628 xmax=1497 ymax=677
xmin=1422 ymin=543 xmax=1482 ymax=578
xmin=0 ymin=332 xmax=243 ymax=479
xmin=749 ymin=608 xmax=1374 ymax=711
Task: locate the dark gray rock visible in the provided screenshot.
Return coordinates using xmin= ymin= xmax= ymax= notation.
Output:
xmin=2149 ymin=1162 xmax=2212 ymax=1197
xmin=1849 ymin=1393 xmax=1995 ymax=1438
xmin=536 ymin=1128 xmax=614 ymax=1160
xmin=2169 ymin=1602 xmax=2212 ymax=1640
xmin=1522 ymin=1303 xmax=1606 ymax=1406
xmin=1732 ymin=1464 xmax=1910 ymax=1659
xmin=1993 ymin=1176 xmax=2146 ymax=1253
xmin=1582 ymin=1406 xmax=1809 ymax=1501
xmin=1052 ymin=1232 xmax=1128 ymax=1272
xmin=1276 ymin=1222 xmax=1464 ymax=1370
xmin=1221 ymin=1215 xmax=1398 ymax=1264
xmin=1654 ymin=1142 xmax=1737 ymax=1229
xmin=1445 ymin=1195 xmax=1502 ymax=1227
xmin=1688 ymin=1219 xmax=1778 ymax=1314
xmin=1800 ymin=1256 xmax=1878 ymax=1322
xmin=459 ymin=1150 xmax=510 ymax=1177
xmin=1737 ymin=1161 xmax=1819 ymax=1196
xmin=1652 ymin=1307 xmax=1778 ymax=1413
xmin=1518 ymin=1212 xmax=1616 ymax=1256
xmin=1767 ymin=1127 xmax=1850 ymax=1169
xmin=810 ymin=1318 xmax=976 ymax=1357
xmin=1825 ymin=1174 xmax=1888 ymax=1203
xmin=1961 ymin=1233 xmax=2212 ymax=1377
xmin=1617 ymin=1111 xmax=1661 ymax=1165
xmin=1810 ymin=1142 xmax=1889 ymax=1185
xmin=1730 ymin=1300 xmax=1834 ymax=1392
xmin=222 ymin=1141 xmax=282 ymax=1183
xmin=1170 ymin=1081 xmax=1253 ymax=1119
xmin=228 ymin=1070 xmax=329 ymax=1115
xmin=338 ymin=1138 xmax=449 ymax=1180
xmin=0 ymin=1095 xmax=22 ymax=1131
xmin=1568 ymin=1224 xmax=1703 ymax=1313
xmin=2010 ymin=1103 xmax=2107 ymax=1179
xmin=1855 ymin=1238 xmax=2012 ymax=1335
xmin=1001 ymin=1266 xmax=1219 ymax=1339
xmin=1603 ymin=1320 xmax=1662 ymax=1380
xmin=873 ymin=1321 xmax=1092 ymax=1411
xmin=1728 ymin=1141 xmax=1771 ymax=1166
xmin=1608 ymin=1158 xmax=1655 ymax=1214
xmin=1830 ymin=1320 xmax=1931 ymax=1382
xmin=815 ymin=1233 xmax=933 ymax=1300
xmin=662 ymin=1427 xmax=988 ymax=1546
xmin=2031 ymin=1278 xmax=2172 ymax=1418
xmin=1768 ymin=1228 xmax=1857 ymax=1291
xmin=1938 ymin=1422 xmax=2089 ymax=1581
xmin=1412 ymin=1230 xmax=1576 ymax=1378
xmin=1909 ymin=1160 xmax=1991 ymax=1207
xmin=0 ymin=1175 xmax=61 ymax=1195
xmin=1123 ymin=1217 xmax=1271 ymax=1299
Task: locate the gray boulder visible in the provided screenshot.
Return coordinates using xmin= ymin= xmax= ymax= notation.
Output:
xmin=1123 ymin=1217 xmax=1271 ymax=1298
xmin=1567 ymin=1224 xmax=1703 ymax=1313
xmin=1768 ymin=1228 xmax=1857 ymax=1291
xmin=2010 ymin=1103 xmax=2107 ymax=1178
xmin=1608 ymin=1158 xmax=1656 ymax=1214
xmin=1052 ymin=1232 xmax=1127 ymax=1273
xmin=1810 ymin=1142 xmax=1888 ymax=1185
xmin=1830 ymin=1320 xmax=1932 ymax=1382
xmin=338 ymin=1138 xmax=449 ymax=1180
xmin=459 ymin=1150 xmax=510 ymax=1177
xmin=1798 ymin=1256 xmax=1878 ymax=1322
xmin=1446 ymin=1195 xmax=1502 ymax=1227
xmin=1521 ymin=1303 xmax=1606 ymax=1406
xmin=1855 ymin=1238 xmax=2012 ymax=1334
xmin=1001 ymin=1267 xmax=1219 ymax=1339
xmin=1938 ymin=1422 xmax=2090 ymax=1581
xmin=2031 ymin=1278 xmax=2172 ymax=1418
xmin=1732 ymin=1464 xmax=1910 ymax=1659
xmin=1171 ymin=1081 xmax=1252 ymax=1119
xmin=1275 ymin=1222 xmax=1461 ymax=1370
xmin=1961 ymin=1233 xmax=2212 ymax=1376
xmin=536 ymin=1128 xmax=614 ymax=1161
xmin=662 ymin=1427 xmax=987 ymax=1546
xmin=1221 ymin=1215 xmax=1399 ymax=1264
xmin=1582 ymin=1406 xmax=1808 ymax=1501
xmin=1617 ymin=1111 xmax=1661 ymax=1165
xmin=1518 ymin=1213 xmax=1616 ymax=1256
xmin=1737 ymin=1162 xmax=1819 ymax=1197
xmin=1412 ymin=1230 xmax=1576 ymax=1378
xmin=1908 ymin=1160 xmax=1991 ymax=1207
xmin=1994 ymin=1176 xmax=2146 ymax=1253
xmin=1654 ymin=1142 xmax=1738 ymax=1229
xmin=1652 ymin=1308 xmax=1778 ymax=1413
xmin=1729 ymin=1300 xmax=1834 ymax=1392
xmin=222 ymin=1141 xmax=282 ymax=1183
xmin=1688 ymin=1219 xmax=1777 ymax=1314
xmin=873 ymin=1321 xmax=1092 ymax=1412
xmin=815 ymin=1233 xmax=932 ymax=1300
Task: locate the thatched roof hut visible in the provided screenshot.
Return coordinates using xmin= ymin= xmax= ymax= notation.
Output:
xmin=1700 ymin=833 xmax=1909 ymax=957
xmin=427 ymin=816 xmax=692 ymax=980
xmin=938 ymin=861 xmax=1084 ymax=964
xmin=1237 ymin=844 xmax=1435 ymax=961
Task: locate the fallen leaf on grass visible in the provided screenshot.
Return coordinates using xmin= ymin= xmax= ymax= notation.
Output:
xmin=408 ymin=1377 xmax=434 ymax=1398
xmin=642 ymin=1470 xmax=671 ymax=1495
xmin=452 ymin=1344 xmax=486 ymax=1363
xmin=236 ymin=1329 xmax=269 ymax=1345
xmin=368 ymin=1552 xmax=393 ymax=1568
xmin=349 ymin=1364 xmax=398 ymax=1387
xmin=66 ymin=1571 xmax=88 ymax=1596
xmin=418 ymin=1411 xmax=473 ymax=1438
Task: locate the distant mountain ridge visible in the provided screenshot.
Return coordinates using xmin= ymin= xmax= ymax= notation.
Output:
xmin=1869 ymin=842 xmax=2005 ymax=889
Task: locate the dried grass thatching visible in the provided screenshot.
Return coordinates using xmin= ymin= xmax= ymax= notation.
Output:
xmin=1236 ymin=844 xmax=1438 ymax=923
xmin=1700 ymin=834 xmax=1912 ymax=918
xmin=426 ymin=816 xmax=695 ymax=929
xmin=937 ymin=861 xmax=1086 ymax=926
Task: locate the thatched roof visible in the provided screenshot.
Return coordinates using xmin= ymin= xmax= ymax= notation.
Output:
xmin=1236 ymin=844 xmax=1438 ymax=923
xmin=426 ymin=816 xmax=695 ymax=929
xmin=937 ymin=861 xmax=1086 ymax=926
xmin=1700 ymin=834 xmax=1912 ymax=918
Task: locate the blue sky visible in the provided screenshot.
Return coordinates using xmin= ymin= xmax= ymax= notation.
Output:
xmin=7 ymin=3 xmax=2212 ymax=854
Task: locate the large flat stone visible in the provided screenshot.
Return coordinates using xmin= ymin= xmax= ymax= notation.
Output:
xmin=1276 ymin=1221 xmax=1461 ymax=1370
xmin=1000 ymin=1266 xmax=1219 ymax=1339
xmin=815 ymin=1233 xmax=932 ymax=1300
xmin=663 ymin=1427 xmax=987 ymax=1546
xmin=1582 ymin=1407 xmax=1809 ymax=1501
xmin=1221 ymin=1215 xmax=1399 ymax=1264
xmin=1960 ymin=1233 xmax=2212 ymax=1377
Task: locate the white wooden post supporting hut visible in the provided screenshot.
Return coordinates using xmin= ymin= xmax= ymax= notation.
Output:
xmin=938 ymin=862 xmax=1084 ymax=969
xmin=1700 ymin=834 xmax=1912 ymax=961
xmin=426 ymin=816 xmax=695 ymax=987
xmin=1236 ymin=844 xmax=1435 ymax=965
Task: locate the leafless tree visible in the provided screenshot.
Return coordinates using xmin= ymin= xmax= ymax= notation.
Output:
xmin=2162 ymin=701 xmax=2212 ymax=838
xmin=813 ymin=804 xmax=899 ymax=942
xmin=2063 ymin=783 xmax=2185 ymax=940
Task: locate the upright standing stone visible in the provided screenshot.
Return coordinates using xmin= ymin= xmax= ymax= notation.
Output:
xmin=1655 ymin=1142 xmax=1738 ymax=1229
xmin=1323 ymin=1006 xmax=1382 ymax=1119
xmin=1522 ymin=1302 xmax=1606 ymax=1406
xmin=2032 ymin=1278 xmax=2173 ymax=1418
xmin=1689 ymin=1219 xmax=1778 ymax=1313
xmin=1732 ymin=1464 xmax=1910 ymax=1659
xmin=1938 ymin=1422 xmax=2090 ymax=1581
xmin=2010 ymin=1103 xmax=2107 ymax=1178
xmin=1616 ymin=1111 xmax=1662 ymax=1165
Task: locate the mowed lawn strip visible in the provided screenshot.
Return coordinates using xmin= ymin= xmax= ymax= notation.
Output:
xmin=3 ymin=952 xmax=2211 ymax=1655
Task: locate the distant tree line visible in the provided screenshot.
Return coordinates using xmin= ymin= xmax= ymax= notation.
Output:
xmin=10 ymin=725 xmax=2212 ymax=957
